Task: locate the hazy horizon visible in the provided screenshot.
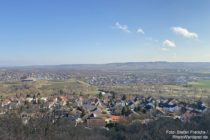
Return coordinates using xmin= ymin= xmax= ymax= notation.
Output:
xmin=1 ymin=61 xmax=210 ymax=68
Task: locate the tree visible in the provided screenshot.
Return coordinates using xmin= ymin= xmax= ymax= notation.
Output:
xmin=98 ymin=92 xmax=103 ymax=99
xmin=121 ymin=106 xmax=130 ymax=116
xmin=122 ymin=95 xmax=126 ymax=101
xmin=59 ymin=89 xmax=64 ymax=95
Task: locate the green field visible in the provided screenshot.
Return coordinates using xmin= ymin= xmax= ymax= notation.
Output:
xmin=188 ymin=80 xmax=210 ymax=89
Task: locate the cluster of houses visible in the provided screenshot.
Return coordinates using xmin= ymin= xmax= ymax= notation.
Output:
xmin=0 ymin=91 xmax=208 ymax=128
xmin=0 ymin=70 xmax=70 ymax=82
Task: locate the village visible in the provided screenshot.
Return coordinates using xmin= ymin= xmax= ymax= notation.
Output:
xmin=1 ymin=66 xmax=208 ymax=86
xmin=0 ymin=90 xmax=208 ymax=129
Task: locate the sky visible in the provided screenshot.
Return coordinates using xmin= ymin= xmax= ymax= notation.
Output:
xmin=0 ymin=0 xmax=210 ymax=66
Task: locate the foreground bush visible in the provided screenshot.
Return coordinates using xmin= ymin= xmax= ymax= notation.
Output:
xmin=0 ymin=112 xmax=209 ymax=140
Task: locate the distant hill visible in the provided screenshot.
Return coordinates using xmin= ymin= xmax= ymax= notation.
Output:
xmin=2 ymin=62 xmax=210 ymax=72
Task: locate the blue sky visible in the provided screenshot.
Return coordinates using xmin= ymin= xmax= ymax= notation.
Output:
xmin=0 ymin=0 xmax=210 ymax=65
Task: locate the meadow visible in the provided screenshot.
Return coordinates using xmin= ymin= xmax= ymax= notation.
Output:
xmin=0 ymin=80 xmax=98 ymax=97
xmin=188 ymin=80 xmax=210 ymax=89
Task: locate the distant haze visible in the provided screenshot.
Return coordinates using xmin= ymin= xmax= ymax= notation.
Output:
xmin=1 ymin=62 xmax=210 ymax=73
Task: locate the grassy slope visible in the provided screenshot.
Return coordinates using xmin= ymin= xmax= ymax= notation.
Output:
xmin=188 ymin=80 xmax=210 ymax=89
xmin=0 ymin=79 xmax=98 ymax=97
xmin=1 ymin=79 xmax=210 ymax=101
xmin=100 ymin=83 xmax=210 ymax=100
